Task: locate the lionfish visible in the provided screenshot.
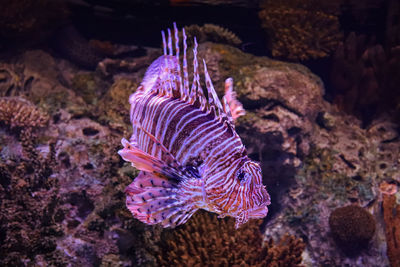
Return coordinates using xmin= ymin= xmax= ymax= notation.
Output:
xmin=118 ymin=23 xmax=270 ymax=229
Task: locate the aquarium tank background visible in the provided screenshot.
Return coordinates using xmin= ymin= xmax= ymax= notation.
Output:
xmin=0 ymin=0 xmax=399 ymax=266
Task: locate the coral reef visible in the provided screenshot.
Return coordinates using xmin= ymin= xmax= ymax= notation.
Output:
xmin=181 ymin=24 xmax=242 ymax=47
xmin=191 ymin=42 xmax=398 ymax=265
xmin=330 ymin=32 xmax=400 ymax=124
xmin=158 ymin=211 xmax=305 ymax=266
xmin=382 ymin=193 xmax=400 ymax=267
xmin=329 ymin=205 xmax=376 ymax=255
xmin=1 ymin=37 xmax=399 ymax=266
xmin=0 ymin=99 xmax=61 ymax=265
xmin=259 ymin=0 xmax=342 ymax=60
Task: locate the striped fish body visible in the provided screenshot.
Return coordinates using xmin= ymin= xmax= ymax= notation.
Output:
xmin=118 ymin=24 xmax=270 ymax=228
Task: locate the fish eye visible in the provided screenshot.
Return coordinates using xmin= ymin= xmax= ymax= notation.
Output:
xmin=236 ymin=169 xmax=250 ymax=183
xmin=186 ymin=165 xmax=200 ymax=178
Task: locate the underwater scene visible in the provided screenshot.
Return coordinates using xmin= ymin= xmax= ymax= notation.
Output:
xmin=0 ymin=0 xmax=399 ymax=266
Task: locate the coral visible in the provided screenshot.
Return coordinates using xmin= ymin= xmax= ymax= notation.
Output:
xmin=158 ymin=211 xmax=305 ymax=266
xmin=1 ymin=38 xmax=398 ymax=267
xmin=329 ymin=205 xmax=376 ymax=256
xmin=382 ymin=194 xmax=400 ymax=267
xmin=0 ymin=121 xmax=61 ymax=266
xmin=259 ymin=0 xmax=342 ymax=60
xmin=182 ymin=24 xmax=242 ymax=47
xmin=0 ymin=97 xmax=49 ymax=130
xmin=330 ymin=32 xmax=400 ymax=124
xmin=0 ymin=63 xmax=26 ymax=97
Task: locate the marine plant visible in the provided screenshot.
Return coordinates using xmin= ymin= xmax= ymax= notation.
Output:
xmin=158 ymin=210 xmax=305 ymax=266
xmin=258 ymin=0 xmax=342 ymax=60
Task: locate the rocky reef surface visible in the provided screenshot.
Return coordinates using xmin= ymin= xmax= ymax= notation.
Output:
xmin=1 ymin=41 xmax=399 ymax=266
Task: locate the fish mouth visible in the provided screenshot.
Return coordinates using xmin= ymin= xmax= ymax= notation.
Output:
xmin=248 ymin=187 xmax=271 ymax=219
xmin=247 ymin=203 xmax=269 ymax=219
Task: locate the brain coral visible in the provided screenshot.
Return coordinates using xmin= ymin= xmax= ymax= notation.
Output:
xmin=329 ymin=205 xmax=376 ymax=256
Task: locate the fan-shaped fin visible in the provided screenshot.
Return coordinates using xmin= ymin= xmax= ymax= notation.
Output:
xmin=126 ymin=171 xmax=198 ymax=227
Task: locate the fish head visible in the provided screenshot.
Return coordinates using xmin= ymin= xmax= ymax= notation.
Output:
xmin=205 ymin=158 xmax=271 ymax=228
xmin=231 ymin=160 xmax=271 ymax=228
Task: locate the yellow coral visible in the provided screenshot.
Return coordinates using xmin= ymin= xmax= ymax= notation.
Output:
xmin=158 ymin=210 xmax=305 ymax=266
xmin=259 ymin=0 xmax=342 ymax=60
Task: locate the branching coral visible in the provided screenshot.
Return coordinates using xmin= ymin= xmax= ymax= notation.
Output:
xmin=330 ymin=32 xmax=400 ymax=124
xmin=0 ymin=108 xmax=60 ymax=265
xmin=259 ymin=0 xmax=342 ymax=60
xmin=0 ymin=97 xmax=49 ymax=130
xmin=158 ymin=210 xmax=305 ymax=266
xmin=181 ymin=24 xmax=242 ymax=47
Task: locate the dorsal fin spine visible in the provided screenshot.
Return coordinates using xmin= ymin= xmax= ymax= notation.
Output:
xmin=203 ymin=59 xmax=224 ymax=117
xmin=166 ymin=28 xmax=174 ymax=97
xmin=173 ymin=23 xmax=183 ymax=98
xmin=192 ymin=38 xmax=207 ymax=110
xmin=162 ymin=30 xmax=167 ymax=56
xmin=161 ymin=31 xmax=168 ymax=96
xmin=190 ymin=37 xmax=199 ymax=104
xmin=182 ymin=28 xmax=190 ymax=101
xmin=158 ymin=24 xmax=243 ymax=122
xmin=202 ymin=59 xmax=214 ymax=107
